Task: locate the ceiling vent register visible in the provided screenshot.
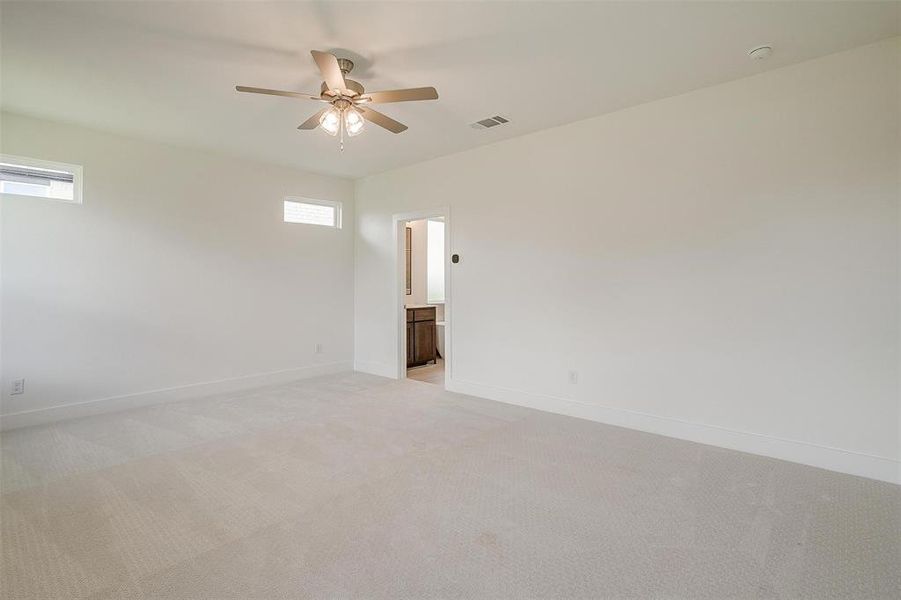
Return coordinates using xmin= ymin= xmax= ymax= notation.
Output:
xmin=470 ymin=116 xmax=510 ymax=129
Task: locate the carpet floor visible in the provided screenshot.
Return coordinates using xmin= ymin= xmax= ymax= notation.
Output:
xmin=1 ymin=372 xmax=898 ymax=599
xmin=407 ymin=359 xmax=445 ymax=386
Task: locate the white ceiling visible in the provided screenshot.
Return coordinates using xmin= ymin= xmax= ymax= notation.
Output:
xmin=2 ymin=1 xmax=898 ymax=179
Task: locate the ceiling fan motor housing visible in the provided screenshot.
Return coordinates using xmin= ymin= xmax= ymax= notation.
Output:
xmin=321 ymin=79 xmax=364 ymax=98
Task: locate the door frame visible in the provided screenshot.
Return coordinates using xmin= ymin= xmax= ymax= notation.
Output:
xmin=393 ymin=207 xmax=451 ymax=387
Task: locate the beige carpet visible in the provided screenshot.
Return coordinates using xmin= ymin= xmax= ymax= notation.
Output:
xmin=407 ymin=359 xmax=445 ymax=386
xmin=1 ymin=372 xmax=899 ymax=599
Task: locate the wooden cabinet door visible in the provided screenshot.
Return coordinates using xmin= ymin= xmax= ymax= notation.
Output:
xmin=413 ymin=321 xmax=436 ymax=364
xmin=406 ymin=322 xmax=415 ymax=367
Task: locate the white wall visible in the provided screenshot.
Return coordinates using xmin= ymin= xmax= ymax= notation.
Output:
xmin=1 ymin=112 xmax=355 ymax=426
xmin=355 ymin=39 xmax=900 ymax=483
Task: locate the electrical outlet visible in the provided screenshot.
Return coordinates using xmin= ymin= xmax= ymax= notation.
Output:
xmin=11 ymin=379 xmax=25 ymax=395
xmin=315 ymin=343 xmax=323 ymax=354
xmin=568 ymin=371 xmax=579 ymax=384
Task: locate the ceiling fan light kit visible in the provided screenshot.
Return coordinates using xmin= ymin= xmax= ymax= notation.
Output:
xmin=236 ymin=50 xmax=439 ymax=151
xmin=318 ymin=98 xmax=364 ymax=149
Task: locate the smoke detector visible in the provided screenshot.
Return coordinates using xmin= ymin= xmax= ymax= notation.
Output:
xmin=748 ymin=45 xmax=773 ymax=60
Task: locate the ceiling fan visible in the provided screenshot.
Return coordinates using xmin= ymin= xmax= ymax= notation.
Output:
xmin=236 ymin=50 xmax=439 ymax=150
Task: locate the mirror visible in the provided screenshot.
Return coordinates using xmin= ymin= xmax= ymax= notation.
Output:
xmin=405 ymin=226 xmax=412 ymax=295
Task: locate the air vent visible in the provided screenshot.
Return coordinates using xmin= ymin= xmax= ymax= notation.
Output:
xmin=470 ymin=115 xmax=510 ymax=130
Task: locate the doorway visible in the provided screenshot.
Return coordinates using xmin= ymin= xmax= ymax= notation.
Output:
xmin=394 ymin=208 xmax=450 ymax=388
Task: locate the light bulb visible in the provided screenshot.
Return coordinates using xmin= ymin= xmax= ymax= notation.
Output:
xmin=319 ymin=108 xmax=340 ymax=136
xmin=344 ymin=108 xmax=365 ymax=137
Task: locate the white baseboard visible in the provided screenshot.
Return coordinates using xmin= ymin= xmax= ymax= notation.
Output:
xmin=446 ymin=378 xmax=900 ymax=485
xmin=0 ymin=361 xmax=353 ymax=431
xmin=353 ymin=359 xmax=398 ymax=379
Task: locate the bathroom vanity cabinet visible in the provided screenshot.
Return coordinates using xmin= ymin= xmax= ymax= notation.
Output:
xmin=406 ymin=306 xmax=437 ymax=367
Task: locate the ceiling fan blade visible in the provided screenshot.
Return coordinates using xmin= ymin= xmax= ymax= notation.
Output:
xmin=358 ymin=106 xmax=408 ymax=134
xmin=311 ymin=50 xmax=347 ymax=93
xmin=236 ymin=86 xmax=321 ymax=101
xmin=298 ymin=109 xmax=327 ymax=130
xmin=360 ymin=87 xmax=439 ymax=104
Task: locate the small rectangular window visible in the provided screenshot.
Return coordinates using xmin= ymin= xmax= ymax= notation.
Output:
xmin=283 ymin=197 xmax=341 ymax=228
xmin=0 ymin=155 xmax=82 ymax=203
